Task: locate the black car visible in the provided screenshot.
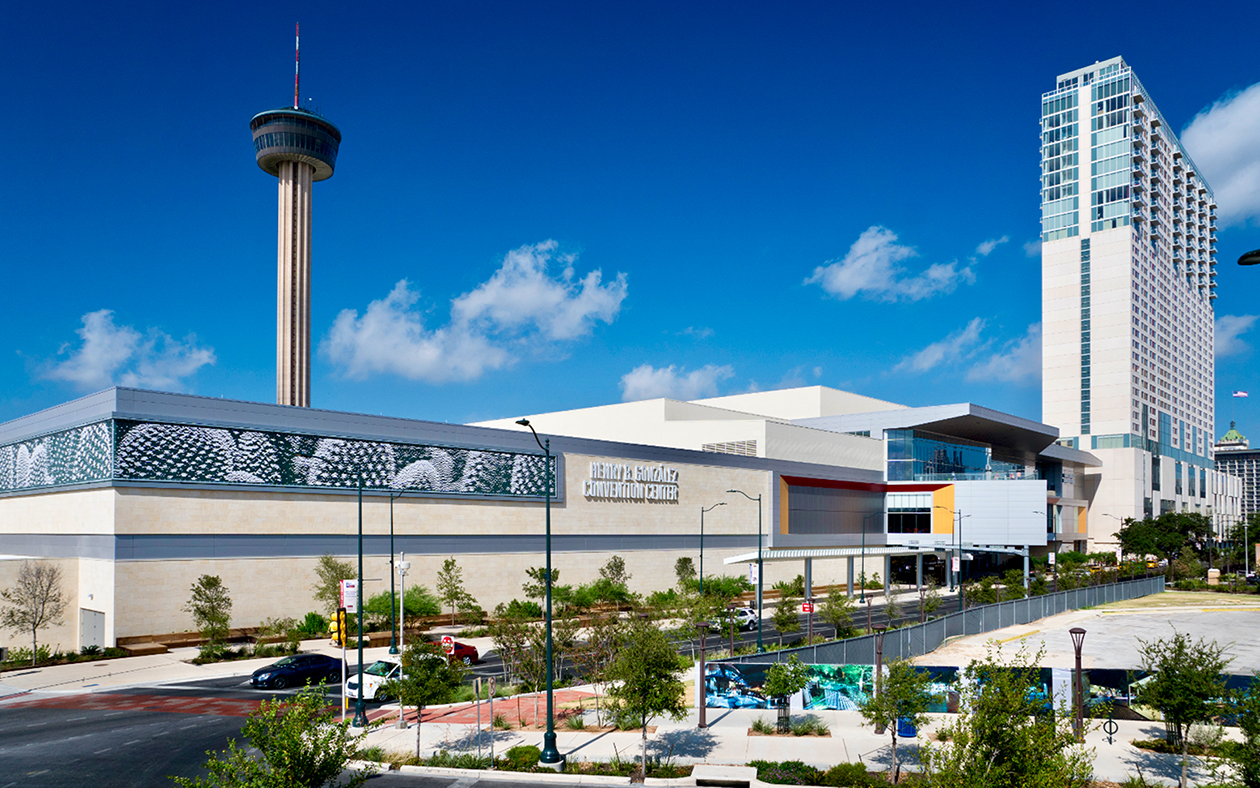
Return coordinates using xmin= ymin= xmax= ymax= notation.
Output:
xmin=250 ymin=653 xmax=345 ymax=690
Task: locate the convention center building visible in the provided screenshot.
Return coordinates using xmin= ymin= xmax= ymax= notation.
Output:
xmin=0 ymin=386 xmax=1098 ymax=651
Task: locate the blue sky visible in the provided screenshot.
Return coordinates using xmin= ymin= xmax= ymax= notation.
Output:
xmin=3 ymin=1 xmax=1260 ymax=439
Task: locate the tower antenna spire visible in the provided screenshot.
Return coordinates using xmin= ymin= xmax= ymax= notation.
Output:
xmin=294 ymin=23 xmax=300 ymax=109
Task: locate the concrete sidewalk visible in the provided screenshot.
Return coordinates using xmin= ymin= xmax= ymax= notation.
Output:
xmin=357 ymin=688 xmax=1234 ymax=787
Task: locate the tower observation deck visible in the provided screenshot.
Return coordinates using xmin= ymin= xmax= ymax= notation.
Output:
xmin=249 ymin=32 xmax=341 ymax=408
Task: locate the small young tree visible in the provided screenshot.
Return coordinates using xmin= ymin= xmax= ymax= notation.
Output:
xmin=600 ymin=555 xmax=631 ymax=588
xmin=436 ymin=557 xmax=474 ymax=625
xmin=185 ymin=575 xmax=232 ymax=659
xmin=1228 ymin=672 xmax=1260 ymax=788
xmin=1137 ymin=629 xmax=1232 ymax=788
xmin=1001 ymin=568 xmax=1028 ymax=600
xmin=174 ymin=685 xmax=368 ymax=788
xmin=921 ymin=644 xmax=1092 ymax=788
xmin=858 ymin=658 xmax=939 ymax=781
xmin=763 ymin=655 xmax=810 ymax=731
xmin=572 ymin=612 xmax=629 ymax=725
xmin=674 ymin=557 xmax=696 ymax=591
xmin=818 ymin=592 xmax=857 ymax=639
xmin=382 ymin=641 xmax=466 ymax=759
xmin=919 ymin=580 xmax=942 ymax=623
xmin=772 ymin=592 xmax=801 ymax=646
xmin=312 ymin=554 xmax=355 ymax=617
xmin=522 ymin=566 xmax=559 ymax=602
xmin=0 ymin=561 xmax=68 ymax=666
xmin=605 ymin=617 xmax=689 ymax=772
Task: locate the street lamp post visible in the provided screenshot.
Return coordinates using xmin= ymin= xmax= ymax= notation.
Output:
xmin=700 ymin=503 xmax=726 ymax=596
xmin=873 ymin=625 xmax=888 ymax=734
xmin=352 ymin=478 xmax=368 ymax=728
xmin=394 ymin=553 xmax=410 ymax=730
xmin=515 ymin=419 xmax=563 ymax=769
xmin=697 ymin=622 xmax=709 ymax=729
xmin=858 ymin=511 xmax=882 ymax=604
xmin=727 ymin=489 xmax=763 ymax=652
xmin=389 ymin=491 xmax=404 ymax=655
xmin=1069 ymin=627 xmax=1087 ymax=742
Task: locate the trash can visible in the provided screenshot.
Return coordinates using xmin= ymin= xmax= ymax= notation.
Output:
xmin=897 ymin=717 xmax=917 ymax=738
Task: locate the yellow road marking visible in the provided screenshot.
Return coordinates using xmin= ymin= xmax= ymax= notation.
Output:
xmin=995 ymin=630 xmax=1040 ymax=644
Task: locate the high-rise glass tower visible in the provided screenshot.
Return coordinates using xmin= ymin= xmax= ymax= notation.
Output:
xmin=1040 ymin=57 xmax=1231 ymax=546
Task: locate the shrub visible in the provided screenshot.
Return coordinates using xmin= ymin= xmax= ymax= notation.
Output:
xmin=295 ymin=611 xmax=327 ymax=637
xmin=749 ymin=760 xmax=824 ymax=785
xmin=500 ymin=745 xmax=541 ymax=771
xmin=565 ymin=714 xmax=586 ymax=730
xmin=751 ymin=717 xmax=776 ymax=734
xmin=821 ymin=762 xmax=877 ymax=787
xmin=492 ymin=713 xmax=511 ymax=730
xmin=80 ymin=644 xmax=101 ymax=656
xmin=789 ymin=716 xmax=830 ymax=736
xmin=428 ymin=750 xmax=492 ymax=769
xmin=498 ymin=598 xmax=543 ymax=620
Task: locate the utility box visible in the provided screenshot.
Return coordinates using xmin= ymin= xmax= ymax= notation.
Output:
xmin=1208 ymin=568 xmax=1221 ymax=586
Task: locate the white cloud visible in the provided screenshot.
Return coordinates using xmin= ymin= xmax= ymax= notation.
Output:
xmin=41 ymin=309 xmax=215 ymax=391
xmin=975 ymin=236 xmax=1009 ymax=257
xmin=892 ymin=318 xmax=987 ymax=374
xmin=1023 ymin=239 xmax=1042 ymax=258
xmin=679 ymin=326 xmax=714 ymax=339
xmin=967 ymin=323 xmax=1042 ymax=384
xmin=322 ymin=241 xmax=628 ymax=383
xmin=1182 ymin=82 xmax=1260 ymax=226
xmin=1216 ymin=314 xmax=1259 ymax=357
xmin=619 ymin=363 xmax=734 ymax=402
xmin=805 ymin=226 xmax=976 ymax=302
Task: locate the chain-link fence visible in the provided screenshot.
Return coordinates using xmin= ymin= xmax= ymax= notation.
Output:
xmin=718 ymin=575 xmax=1165 ymax=666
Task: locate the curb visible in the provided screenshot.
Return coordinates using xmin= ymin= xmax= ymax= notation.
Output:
xmin=362 ymin=762 xmax=694 ymax=786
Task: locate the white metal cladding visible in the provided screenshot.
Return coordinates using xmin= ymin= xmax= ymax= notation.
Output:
xmin=951 ymin=479 xmax=1048 ymax=546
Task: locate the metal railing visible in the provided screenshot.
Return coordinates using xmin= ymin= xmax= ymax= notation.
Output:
xmin=717 ymin=575 xmax=1164 ymax=666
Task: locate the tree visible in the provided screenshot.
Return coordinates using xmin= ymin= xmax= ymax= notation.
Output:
xmin=818 ymin=592 xmax=857 ymax=639
xmin=1228 ymin=672 xmax=1260 ymax=788
xmin=0 ymin=561 xmax=67 ymax=666
xmin=522 ymin=566 xmax=559 ymax=602
xmin=382 ymin=641 xmax=466 ymax=759
xmin=436 ymin=557 xmax=477 ymax=625
xmin=1001 ymin=568 xmax=1028 ymax=600
xmin=1118 ymin=513 xmax=1213 ymax=582
xmin=312 ymin=554 xmax=355 ymax=617
xmin=920 ymin=644 xmax=1093 ymax=788
xmin=1137 ymin=629 xmax=1232 ymax=788
xmin=600 ymin=555 xmax=631 ymax=588
xmin=605 ymin=617 xmax=689 ymax=772
xmin=919 ymin=580 xmax=942 ymax=623
xmin=674 ymin=557 xmax=696 ymax=590
xmin=858 ymin=658 xmax=939 ymax=782
xmin=572 ymin=612 xmax=629 ymax=725
xmin=174 ymin=685 xmax=367 ymax=788
xmin=764 ymin=655 xmax=810 ymax=731
xmin=771 ymin=592 xmax=801 ymax=646
xmin=185 ymin=575 xmax=232 ymax=659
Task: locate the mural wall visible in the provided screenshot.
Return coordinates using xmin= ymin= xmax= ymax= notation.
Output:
xmin=0 ymin=419 xmax=554 ymax=500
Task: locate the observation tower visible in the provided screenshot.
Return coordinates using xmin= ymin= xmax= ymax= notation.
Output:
xmin=249 ymin=25 xmax=341 ymax=408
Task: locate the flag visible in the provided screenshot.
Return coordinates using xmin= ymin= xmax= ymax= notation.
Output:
xmin=1235 ymin=391 xmax=1250 ymax=398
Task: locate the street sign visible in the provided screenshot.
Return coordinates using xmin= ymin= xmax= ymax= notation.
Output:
xmin=800 ymin=602 xmax=815 ymax=614
xmin=340 ymin=579 xmax=359 ymax=614
xmin=488 ymin=676 xmax=496 ymax=695
xmin=748 ymin=563 xmax=759 ymax=584
xmin=441 ymin=635 xmax=455 ymax=655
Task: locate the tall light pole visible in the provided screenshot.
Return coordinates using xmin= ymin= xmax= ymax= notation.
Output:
xmin=727 ymin=489 xmax=763 ymax=652
xmin=389 ymin=491 xmax=404 ymax=655
xmin=352 ymin=477 xmax=367 ymax=728
xmin=1069 ymin=627 xmax=1087 ymax=742
xmin=873 ymin=625 xmax=888 ymax=734
xmin=700 ymin=503 xmax=725 ymax=596
xmin=515 ymin=419 xmax=563 ymax=769
xmin=859 ymin=511 xmax=883 ymax=604
xmin=933 ymin=505 xmax=967 ymax=609
xmin=394 ymin=552 xmax=410 ymax=730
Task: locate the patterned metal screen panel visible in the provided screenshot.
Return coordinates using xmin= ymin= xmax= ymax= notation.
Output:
xmin=0 ymin=421 xmax=113 ymax=493
xmin=113 ymin=420 xmax=554 ymax=498
xmin=0 ymin=419 xmax=553 ymax=499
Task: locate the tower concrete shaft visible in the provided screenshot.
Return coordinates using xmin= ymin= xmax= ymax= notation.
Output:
xmin=277 ymin=160 xmax=314 ymax=407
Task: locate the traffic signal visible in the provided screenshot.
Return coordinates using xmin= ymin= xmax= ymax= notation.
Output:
xmin=330 ymin=608 xmax=347 ymax=645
